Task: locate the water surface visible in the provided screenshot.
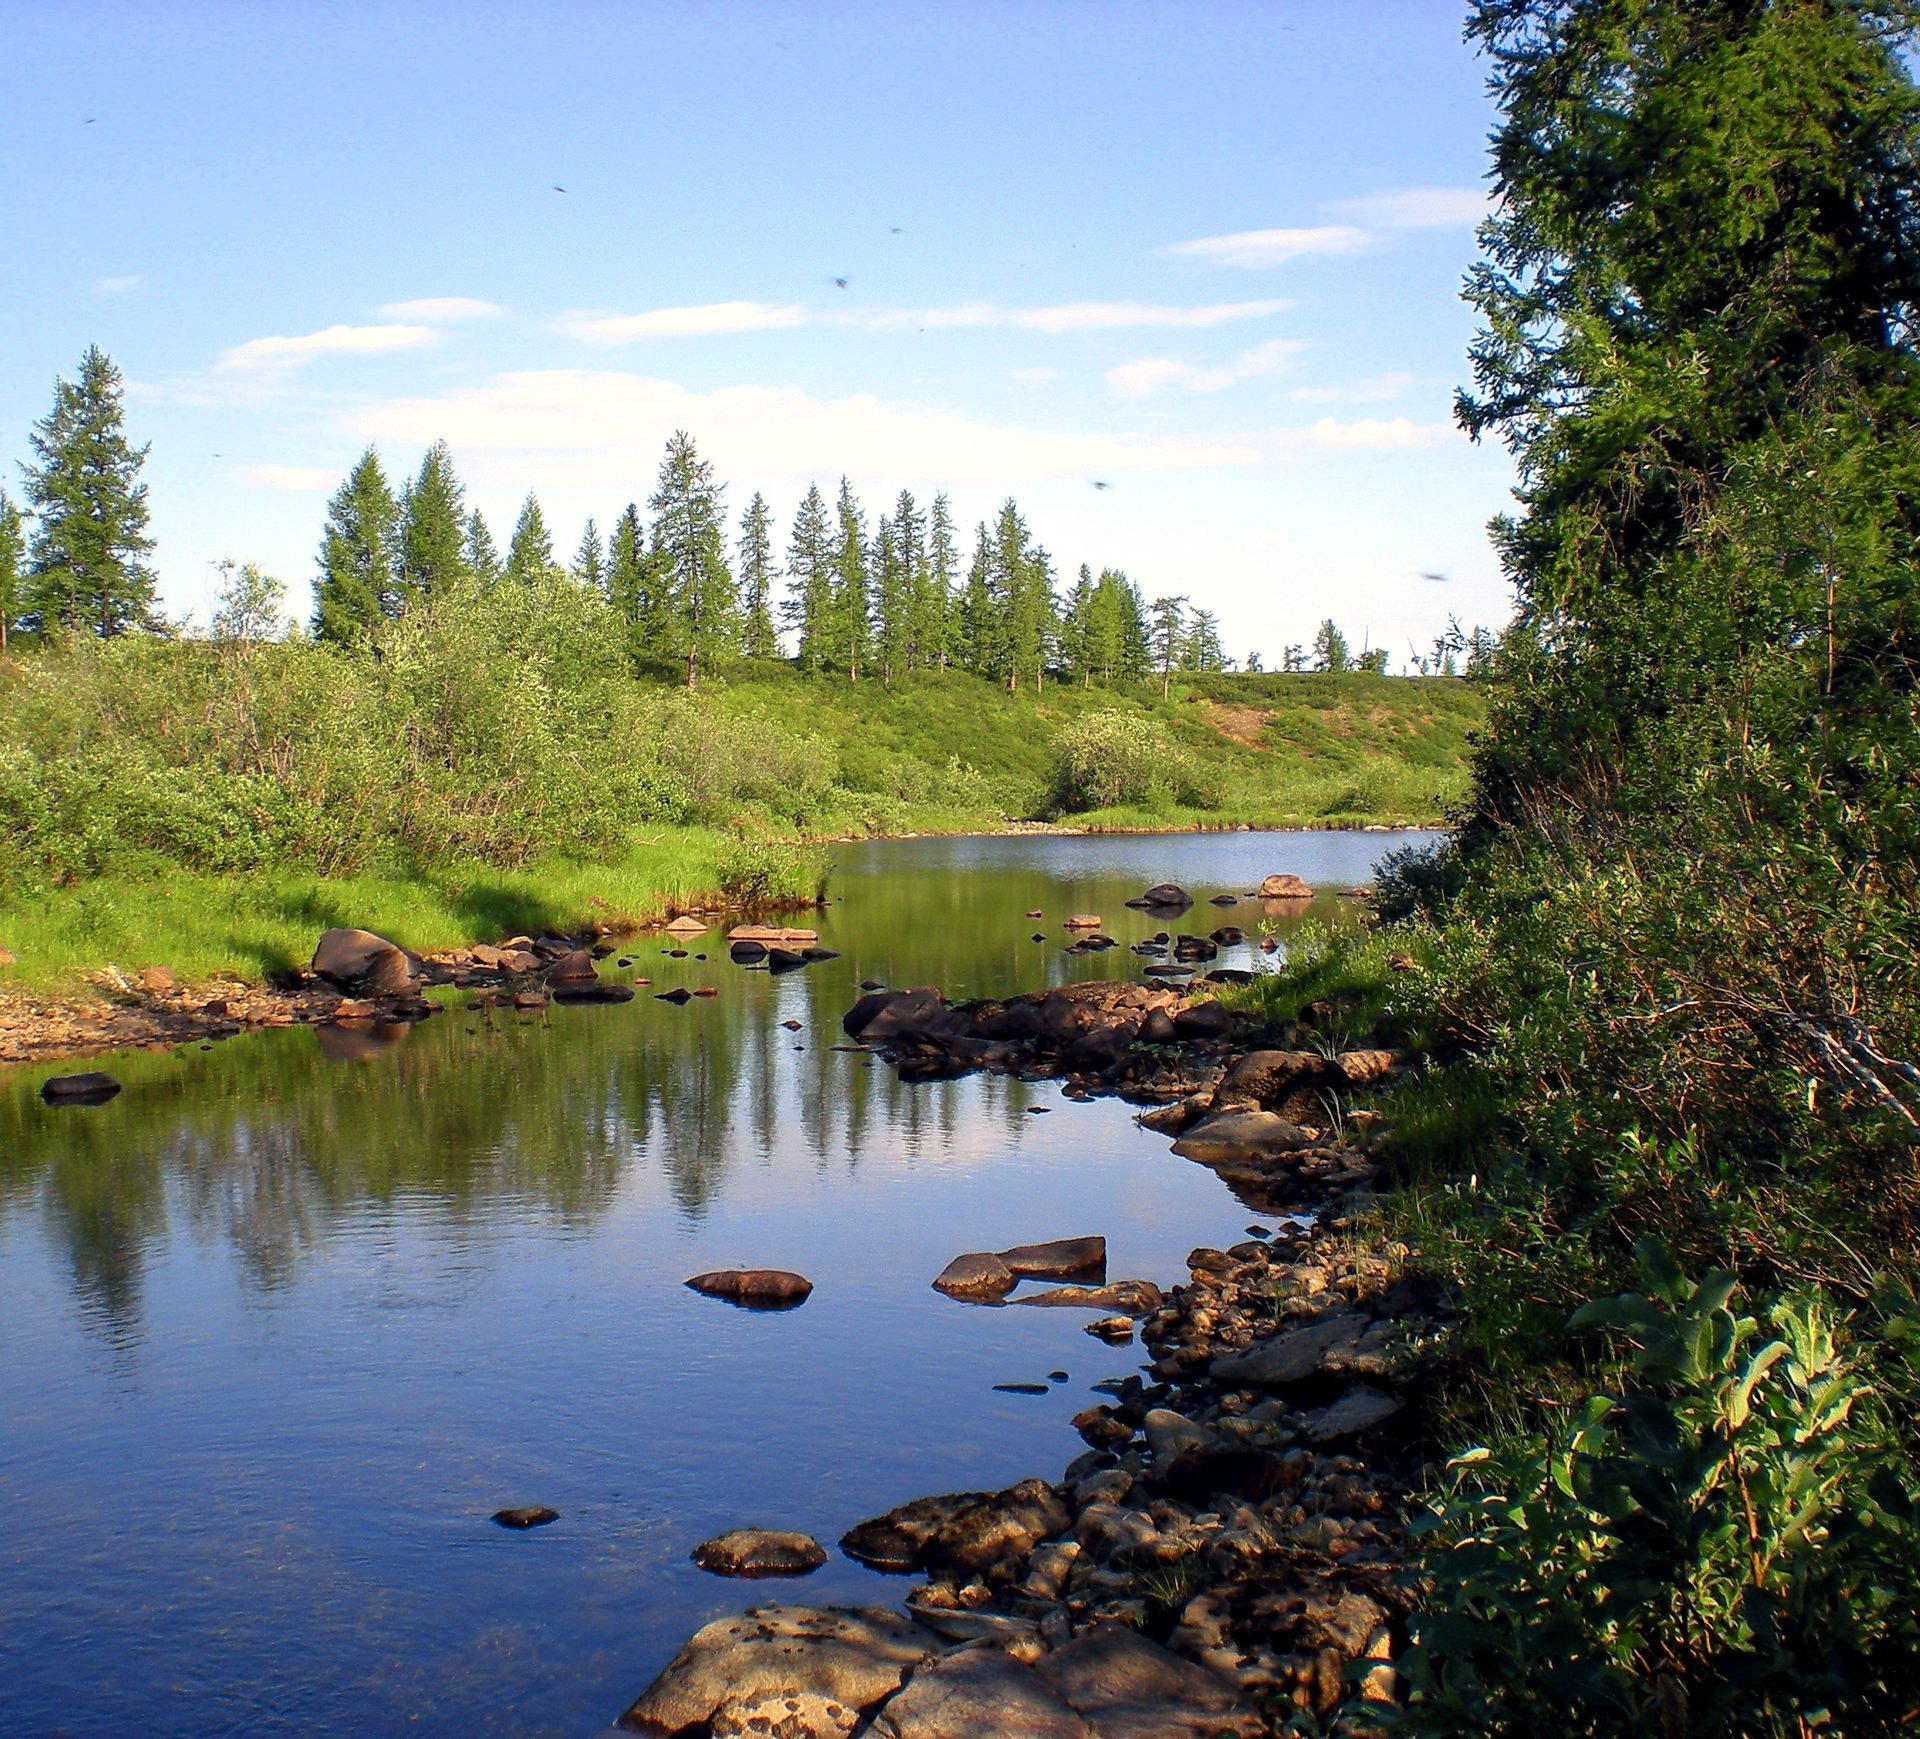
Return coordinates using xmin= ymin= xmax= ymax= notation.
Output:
xmin=0 ymin=829 xmax=1431 ymax=1737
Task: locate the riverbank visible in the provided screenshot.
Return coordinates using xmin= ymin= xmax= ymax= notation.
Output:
xmin=615 ymin=969 xmax=1429 ymax=1736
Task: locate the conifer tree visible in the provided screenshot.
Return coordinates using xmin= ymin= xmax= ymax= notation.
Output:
xmin=464 ymin=508 xmax=501 ymax=589
xmin=1312 ymin=618 xmax=1351 ymax=673
xmin=1187 ymin=608 xmax=1226 ymax=672
xmin=959 ymin=521 xmax=1000 ymax=678
xmin=1149 ymin=595 xmax=1188 ymax=698
xmin=1062 ymin=563 xmax=1097 ymax=686
xmin=0 ymin=490 xmax=27 ymax=652
xmin=925 ymin=492 xmax=959 ymax=670
xmin=503 ymin=493 xmax=557 ymax=587
xmin=607 ymin=504 xmax=647 ymax=634
xmin=21 ymin=345 xmax=155 ymax=639
xmin=313 ymin=446 xmax=397 ymax=644
xmin=871 ymin=510 xmax=908 ymax=682
xmin=647 ymin=430 xmax=736 ymax=689
xmin=991 ymin=500 xmax=1054 ymax=692
xmin=573 ymin=518 xmax=606 ymax=594
xmin=830 ymin=477 xmax=870 ymax=681
xmin=394 ymin=440 xmax=469 ymax=610
xmin=782 ymin=483 xmax=836 ymax=671
xmin=736 ymin=492 xmax=780 ymax=658
xmin=1119 ymin=576 xmax=1152 ymax=680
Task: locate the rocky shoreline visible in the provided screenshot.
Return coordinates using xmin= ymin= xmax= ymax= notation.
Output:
xmin=615 ymin=971 xmax=1434 ymax=1738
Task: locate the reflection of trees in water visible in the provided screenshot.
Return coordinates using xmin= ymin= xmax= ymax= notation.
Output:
xmin=0 ymin=851 xmax=1362 ymax=1340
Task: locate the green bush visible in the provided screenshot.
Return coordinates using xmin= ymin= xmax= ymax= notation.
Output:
xmin=1392 ymin=1250 xmax=1920 ymax=1738
xmin=1049 ymin=709 xmax=1188 ymax=812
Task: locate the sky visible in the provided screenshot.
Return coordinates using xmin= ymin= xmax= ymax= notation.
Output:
xmin=1 ymin=0 xmax=1517 ymax=667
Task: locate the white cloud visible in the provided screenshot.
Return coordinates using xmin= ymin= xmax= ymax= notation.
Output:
xmin=237 ymin=463 xmax=339 ymax=492
xmin=1285 ymin=371 xmax=1418 ymax=405
xmin=1106 ymin=336 xmax=1307 ymax=399
xmin=93 ymin=274 xmax=141 ymax=295
xmin=905 ymin=298 xmax=1294 ymax=333
xmin=1305 ymin=416 xmax=1457 ymax=451
xmin=216 ymin=323 xmax=440 ymax=373
xmin=557 ymin=301 xmax=808 ymax=342
xmin=1159 ymin=226 xmax=1369 ymax=269
xmin=1324 ymin=186 xmax=1487 ymax=229
xmin=345 ymin=369 xmax=1265 ymax=492
xmin=376 ymin=296 xmax=505 ymax=322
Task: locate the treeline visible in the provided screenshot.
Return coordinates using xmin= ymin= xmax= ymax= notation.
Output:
xmin=0 ymin=347 xmax=1478 ymax=686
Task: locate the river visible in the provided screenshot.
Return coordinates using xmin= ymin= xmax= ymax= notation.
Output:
xmin=0 ymin=829 xmax=1432 ymax=1737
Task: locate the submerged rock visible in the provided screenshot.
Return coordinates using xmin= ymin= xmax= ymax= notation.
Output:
xmin=932 ymin=1252 xmax=1017 ymax=1300
xmin=1171 ymin=1110 xmax=1313 ymax=1165
xmin=692 ymin=1529 xmax=829 ymax=1578
xmin=1128 ymin=883 xmax=1193 ymax=911
xmin=491 ymin=1506 xmax=558 ymax=1529
xmin=997 ymin=1236 xmax=1105 ymax=1280
xmin=1016 ymin=1278 xmax=1163 ymax=1315
xmin=39 ymin=1071 xmax=121 ymax=1104
xmin=686 ymin=1269 xmax=814 ymax=1308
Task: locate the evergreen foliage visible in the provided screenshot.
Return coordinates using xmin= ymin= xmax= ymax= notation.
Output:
xmin=572 ymin=517 xmax=605 ymax=595
xmin=647 ymin=430 xmax=735 ymax=689
xmin=736 ymin=492 xmax=779 ymax=658
xmin=463 ymin=508 xmax=501 ymax=589
xmin=393 ymin=440 xmax=469 ymax=611
xmin=830 ymin=477 xmax=871 ymax=681
xmin=19 ymin=345 xmax=154 ymax=640
xmin=0 ymin=489 xmax=25 ymax=653
xmin=503 ymin=492 xmax=557 ymax=588
xmin=782 ymin=482 xmax=836 ymax=671
xmin=313 ymin=446 xmax=396 ymax=645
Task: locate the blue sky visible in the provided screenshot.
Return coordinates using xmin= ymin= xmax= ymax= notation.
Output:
xmin=2 ymin=0 xmax=1515 ymax=665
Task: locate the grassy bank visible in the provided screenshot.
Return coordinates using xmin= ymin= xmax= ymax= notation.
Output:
xmin=0 ymin=833 xmax=826 ymax=998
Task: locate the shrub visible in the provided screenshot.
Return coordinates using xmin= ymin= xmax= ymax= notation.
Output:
xmin=1049 ymin=709 xmax=1187 ymax=812
xmin=1391 ymin=1250 xmax=1920 ymax=1738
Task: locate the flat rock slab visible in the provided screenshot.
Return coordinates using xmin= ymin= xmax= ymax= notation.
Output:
xmin=692 ymin=1529 xmax=828 ymax=1577
xmin=686 ymin=1269 xmax=814 ymax=1308
xmin=729 ymin=924 xmax=820 ymax=945
xmin=1210 ymin=1311 xmax=1369 ymax=1387
xmin=933 ymin=1252 xmax=1017 ymax=1300
xmin=492 ymin=1506 xmax=559 ymax=1529
xmin=1015 ymin=1279 xmax=1163 ymax=1316
xmin=997 ymin=1236 xmax=1105 ymax=1280
xmin=1036 ymin=1624 xmax=1258 ymax=1738
xmin=840 ymin=1478 xmax=1070 ymax=1576
xmin=617 ymin=1605 xmax=938 ymax=1738
xmin=1303 ymin=1384 xmax=1403 ymax=1442
xmin=872 ymin=1646 xmax=1094 ymax=1739
xmin=1171 ymin=1111 xmax=1312 ymax=1166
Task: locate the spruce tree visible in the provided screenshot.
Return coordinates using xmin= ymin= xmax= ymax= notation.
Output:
xmin=1312 ymin=618 xmax=1351 ymax=673
xmin=736 ymin=493 xmax=780 ymax=658
xmin=464 ymin=509 xmax=501 ymax=588
xmin=959 ymin=521 xmax=999 ymax=677
xmin=394 ymin=440 xmax=468 ymax=610
xmin=607 ymin=504 xmax=648 ymax=637
xmin=1187 ymin=608 xmax=1226 ymax=672
xmin=573 ymin=518 xmax=606 ymax=594
xmin=313 ymin=447 xmax=397 ymax=644
xmin=782 ymin=483 xmax=836 ymax=671
xmin=925 ymin=492 xmax=959 ymax=670
xmin=992 ymin=500 xmax=1054 ymax=692
xmin=1062 ymin=563 xmax=1097 ymax=686
xmin=0 ymin=490 xmax=25 ymax=652
xmin=504 ymin=492 xmax=556 ymax=587
xmin=647 ymin=430 xmax=736 ymax=689
xmin=21 ymin=345 xmax=155 ymax=639
xmin=871 ymin=510 xmax=907 ymax=683
xmin=830 ymin=478 xmax=870 ymax=681
xmin=1119 ymin=577 xmax=1152 ymax=680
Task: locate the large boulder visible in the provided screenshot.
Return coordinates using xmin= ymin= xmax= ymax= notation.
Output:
xmin=1171 ymin=1110 xmax=1313 ymax=1165
xmin=843 ymin=987 xmax=947 ymax=1040
xmin=1257 ymin=873 xmax=1314 ymax=899
xmin=998 ymin=1236 xmax=1105 ymax=1280
xmin=840 ymin=1478 xmax=1070 ymax=1576
xmin=1209 ymin=1309 xmax=1380 ymax=1386
xmin=1211 ymin=1049 xmax=1343 ymax=1110
xmin=311 ymin=927 xmax=416 ymax=995
xmin=692 ymin=1529 xmax=829 ymax=1577
xmin=39 ymin=1071 xmax=121 ymax=1105
xmin=871 ymin=1647 xmax=1094 ymax=1739
xmin=543 ymin=947 xmax=597 ymax=984
xmin=686 ymin=1269 xmax=814 ymax=1308
xmin=616 ymin=1605 xmax=938 ymax=1738
xmin=1127 ymin=883 xmax=1193 ymax=911
xmin=932 ymin=1252 xmax=1017 ymax=1300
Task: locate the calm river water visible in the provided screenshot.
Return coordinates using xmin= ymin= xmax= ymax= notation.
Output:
xmin=0 ymin=830 xmax=1433 ymax=1738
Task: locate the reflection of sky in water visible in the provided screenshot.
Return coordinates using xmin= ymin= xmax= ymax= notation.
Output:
xmin=0 ymin=831 xmax=1433 ymax=1738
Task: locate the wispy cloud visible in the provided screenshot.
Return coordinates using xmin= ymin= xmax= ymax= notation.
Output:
xmin=1159 ymin=226 xmax=1369 ymax=269
xmin=93 ymin=274 xmax=141 ymax=295
xmin=237 ymin=463 xmax=339 ymax=492
xmin=1106 ymin=335 xmax=1307 ymax=399
xmin=216 ymin=323 xmax=440 ymax=373
xmin=557 ymin=301 xmax=808 ymax=342
xmin=1305 ymin=416 xmax=1456 ymax=451
xmin=1323 ymin=186 xmax=1487 ymax=229
xmin=1284 ymin=370 xmax=1418 ymax=405
xmin=888 ymin=299 xmax=1295 ymax=333
xmin=346 ymin=369 xmax=1265 ymax=491
xmin=377 ymin=296 xmax=505 ymax=322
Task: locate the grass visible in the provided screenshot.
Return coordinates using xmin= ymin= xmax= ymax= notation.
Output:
xmin=0 ymin=829 xmax=824 ymax=995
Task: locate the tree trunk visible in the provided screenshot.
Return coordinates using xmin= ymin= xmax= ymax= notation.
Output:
xmin=685 ymin=645 xmax=698 ymax=690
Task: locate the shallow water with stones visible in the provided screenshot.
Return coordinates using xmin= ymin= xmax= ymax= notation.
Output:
xmin=0 ymin=829 xmax=1434 ymax=1738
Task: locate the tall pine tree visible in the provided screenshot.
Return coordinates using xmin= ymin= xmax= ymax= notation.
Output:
xmin=830 ymin=477 xmax=870 ymax=681
xmin=736 ymin=492 xmax=780 ymax=658
xmin=925 ymin=492 xmax=959 ymax=670
xmin=0 ymin=490 xmax=27 ymax=652
xmin=504 ymin=492 xmax=557 ymax=587
xmin=313 ymin=446 xmax=397 ymax=644
xmin=782 ymin=483 xmax=836 ymax=671
xmin=393 ymin=440 xmax=468 ymax=610
xmin=464 ymin=508 xmax=502 ymax=588
xmin=21 ymin=345 xmax=155 ymax=639
xmin=573 ymin=518 xmax=606 ymax=594
xmin=607 ymin=504 xmax=648 ymax=642
xmin=647 ymin=430 xmax=736 ymax=689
